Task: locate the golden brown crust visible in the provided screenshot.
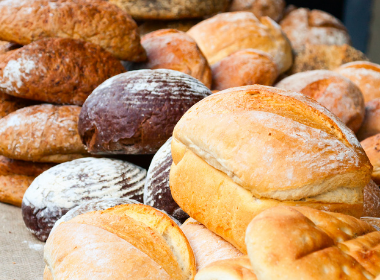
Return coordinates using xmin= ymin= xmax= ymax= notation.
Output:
xmin=0 ymin=0 xmax=146 ymax=61
xmin=0 ymin=40 xmax=21 ymax=55
xmin=138 ymin=20 xmax=200 ymax=36
xmin=187 ymin=12 xmax=292 ymax=73
xmin=246 ymin=206 xmax=379 ymax=279
xmin=0 ymin=38 xmax=125 ymax=105
xmin=280 ymin=8 xmax=350 ymax=53
xmin=229 ymin=0 xmax=285 ymax=22
xmin=362 ymin=134 xmax=380 ymax=185
xmin=211 ymin=49 xmax=278 ymax=90
xmin=134 ymin=29 xmax=212 ymax=88
xmin=335 ymin=61 xmax=380 ymax=104
xmin=0 ymin=92 xmax=35 ymax=118
xmin=0 ymin=104 xmax=88 ymax=163
xmin=364 ymin=180 xmax=380 ymax=218
xmin=357 ymin=99 xmax=380 ymax=141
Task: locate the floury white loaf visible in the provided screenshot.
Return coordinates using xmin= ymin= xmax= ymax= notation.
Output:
xmin=169 ymin=85 xmax=372 ymax=253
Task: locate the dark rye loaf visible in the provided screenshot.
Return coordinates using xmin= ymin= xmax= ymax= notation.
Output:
xmin=78 ymin=69 xmax=211 ymax=155
xmin=21 ymin=157 xmax=146 ymax=241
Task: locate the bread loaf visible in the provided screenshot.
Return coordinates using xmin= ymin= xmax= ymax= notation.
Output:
xmin=78 ymin=69 xmax=211 ymax=155
xmin=0 ymin=0 xmax=146 ymax=61
xmin=280 ymin=8 xmax=350 ymax=53
xmin=139 ymin=20 xmax=200 ymax=36
xmin=170 ymin=85 xmax=372 ymax=253
xmin=0 ymin=104 xmax=88 ymax=162
xmin=44 ymin=204 xmax=196 ymax=280
xmin=335 ymin=61 xmax=380 ymax=103
xmin=187 ymin=12 xmax=292 ymax=73
xmin=22 ymin=157 xmax=146 ymax=241
xmin=246 ymin=206 xmax=380 ymax=279
xmin=364 ymin=180 xmax=380 ymax=218
xmin=133 ymin=29 xmax=212 ymax=88
xmin=108 ymin=0 xmax=231 ymax=20
xmin=357 ymin=99 xmax=380 ymax=141
xmin=0 ymin=38 xmax=125 ymax=105
xmin=276 ymin=70 xmax=365 ymax=132
xmin=0 ymin=156 xmax=54 ymax=207
xmin=229 ymin=0 xmax=285 ymax=22
xmin=211 ymin=49 xmax=278 ymax=90
xmin=362 ymin=135 xmax=380 ymax=185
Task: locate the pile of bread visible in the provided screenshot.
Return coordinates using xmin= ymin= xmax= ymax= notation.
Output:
xmin=1 ymin=0 xmax=380 ymax=279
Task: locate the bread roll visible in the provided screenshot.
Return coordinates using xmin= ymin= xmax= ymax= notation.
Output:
xmin=0 ymin=38 xmax=125 ymax=105
xmin=276 ymin=70 xmax=365 ymax=132
xmin=0 ymin=92 xmax=35 ymax=118
xmin=289 ymin=44 xmax=368 ymax=74
xmin=195 ymin=257 xmax=256 ymax=280
xmin=44 ymin=204 xmax=196 ymax=280
xmin=181 ymin=218 xmax=243 ymax=271
xmin=108 ymin=0 xmax=231 ymax=20
xmin=22 ymin=157 xmax=146 ymax=241
xmin=0 ymin=0 xmax=146 ymax=61
xmin=362 ymin=135 xmax=380 ymax=185
xmin=0 ymin=156 xmax=54 ymax=207
xmin=144 ymin=138 xmax=189 ymax=222
xmin=0 ymin=104 xmax=88 ymax=162
xmin=187 ymin=12 xmax=292 ymax=73
xmin=170 ymin=85 xmax=371 ymax=253
xmin=246 ymin=206 xmax=380 ymax=279
xmin=78 ymin=69 xmax=211 ymax=155
xmin=139 ymin=20 xmax=200 ymax=36
xmin=364 ymin=180 xmax=380 ymax=218
xmin=211 ymin=49 xmax=278 ymax=90
xmin=133 ymin=29 xmax=212 ymax=88
xmin=357 ymin=99 xmax=380 ymax=141
xmin=280 ymin=8 xmax=350 ymax=53
xmin=229 ymin=0 xmax=285 ymax=22
xmin=335 ymin=61 xmax=380 ymax=104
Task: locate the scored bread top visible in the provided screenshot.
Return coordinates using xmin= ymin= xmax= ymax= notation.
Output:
xmin=172 ymin=85 xmax=371 ymax=202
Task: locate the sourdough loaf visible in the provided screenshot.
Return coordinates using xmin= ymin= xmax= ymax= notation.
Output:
xmin=229 ymin=0 xmax=285 ymax=22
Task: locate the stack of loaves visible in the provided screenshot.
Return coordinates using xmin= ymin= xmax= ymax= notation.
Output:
xmin=1 ymin=0 xmax=380 ymax=280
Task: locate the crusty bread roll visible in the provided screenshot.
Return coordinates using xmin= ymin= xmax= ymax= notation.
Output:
xmin=362 ymin=135 xmax=380 ymax=185
xmin=0 ymin=38 xmax=125 ymax=105
xmin=211 ymin=49 xmax=278 ymax=90
xmin=187 ymin=12 xmax=292 ymax=73
xmin=0 ymin=156 xmax=54 ymax=207
xmin=289 ymin=44 xmax=368 ymax=74
xmin=181 ymin=218 xmax=243 ymax=271
xmin=276 ymin=70 xmax=365 ymax=132
xmin=44 ymin=204 xmax=196 ymax=280
xmin=78 ymin=69 xmax=211 ymax=155
xmin=246 ymin=206 xmax=380 ymax=279
xmin=229 ymin=0 xmax=285 ymax=22
xmin=0 ymin=0 xmax=146 ymax=61
xmin=357 ymin=99 xmax=380 ymax=141
xmin=108 ymin=0 xmax=231 ymax=20
xmin=139 ymin=20 xmax=200 ymax=36
xmin=335 ymin=61 xmax=380 ymax=104
xmin=133 ymin=29 xmax=212 ymax=88
xmin=280 ymin=8 xmax=350 ymax=53
xmin=0 ymin=104 xmax=88 ymax=162
xmin=195 ymin=257 xmax=256 ymax=280
xmin=22 ymin=157 xmax=146 ymax=241
xmin=170 ymin=85 xmax=372 ymax=253
xmin=364 ymin=180 xmax=380 ymax=218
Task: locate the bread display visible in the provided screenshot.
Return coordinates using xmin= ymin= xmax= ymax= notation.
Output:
xmin=246 ymin=206 xmax=380 ymax=279
xmin=280 ymin=8 xmax=351 ymax=53
xmin=364 ymin=180 xmax=380 ymax=218
xmin=0 ymin=92 xmax=35 ymax=118
xmin=144 ymin=138 xmax=189 ymax=222
xmin=187 ymin=12 xmax=292 ymax=73
xmin=362 ymin=135 xmax=380 ymax=185
xmin=335 ymin=61 xmax=380 ymax=103
xmin=21 ymin=157 xmax=146 ymax=241
xmin=0 ymin=0 xmax=146 ymax=61
xmin=139 ymin=20 xmax=200 ymax=36
xmin=276 ymin=70 xmax=365 ymax=132
xmin=0 ymin=156 xmax=54 ymax=207
xmin=357 ymin=99 xmax=380 ymax=141
xmin=211 ymin=49 xmax=278 ymax=91
xmin=78 ymin=69 xmax=211 ymax=155
xmin=290 ymin=44 xmax=368 ymax=74
xmin=228 ymin=0 xmax=285 ymax=22
xmin=0 ymin=38 xmax=125 ymax=105
xmin=181 ymin=218 xmax=243 ymax=271
xmin=170 ymin=85 xmax=372 ymax=253
xmin=44 ymin=204 xmax=196 ymax=280
xmin=133 ymin=29 xmax=212 ymax=88
xmin=108 ymin=0 xmax=231 ymax=20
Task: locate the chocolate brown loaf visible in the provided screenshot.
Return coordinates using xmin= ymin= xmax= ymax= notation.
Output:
xmin=0 ymin=0 xmax=146 ymax=61
xmin=144 ymin=138 xmax=189 ymax=223
xmin=0 ymin=38 xmax=125 ymax=105
xmin=78 ymin=69 xmax=211 ymax=155
xmin=22 ymin=157 xmax=147 ymax=241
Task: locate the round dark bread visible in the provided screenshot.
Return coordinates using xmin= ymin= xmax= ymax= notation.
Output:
xmin=78 ymin=69 xmax=212 ymax=155
xmin=144 ymin=137 xmax=189 ymax=223
xmin=21 ymin=157 xmax=146 ymax=241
